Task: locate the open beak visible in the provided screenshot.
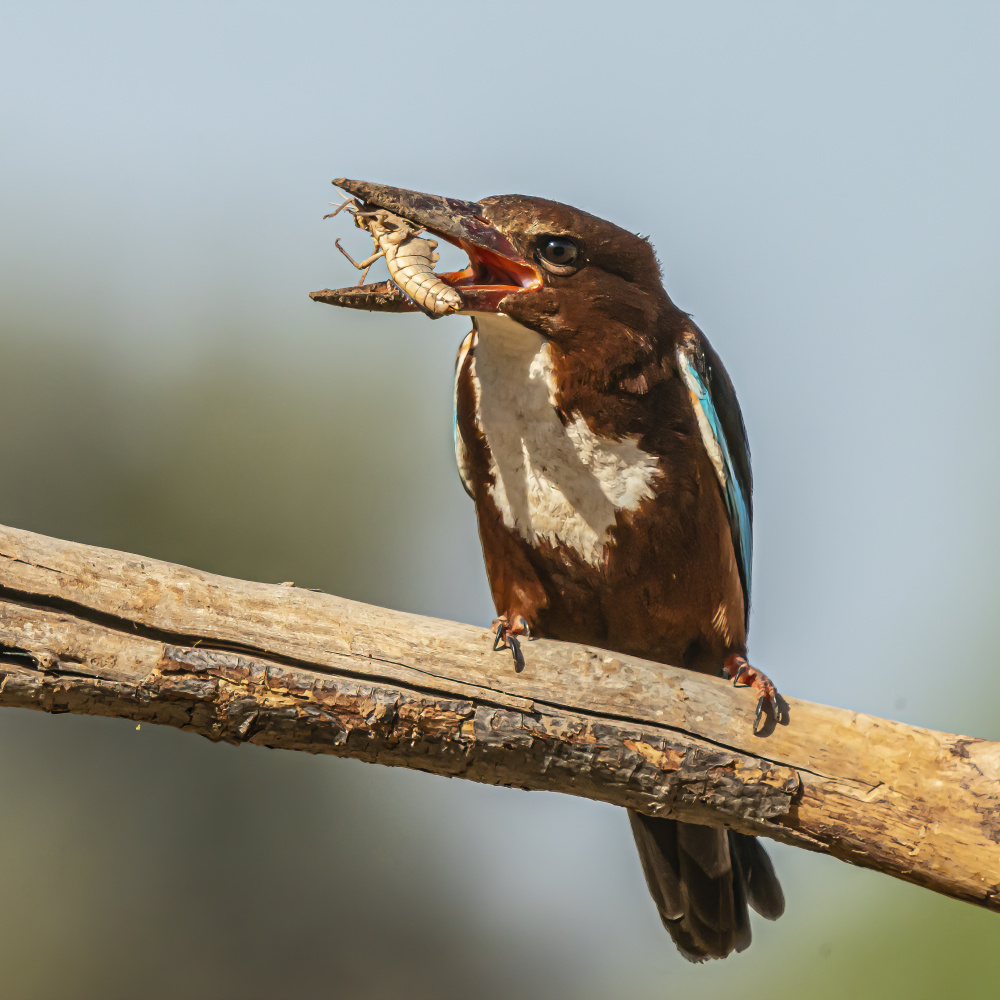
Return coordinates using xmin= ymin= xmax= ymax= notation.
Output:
xmin=310 ymin=178 xmax=541 ymax=316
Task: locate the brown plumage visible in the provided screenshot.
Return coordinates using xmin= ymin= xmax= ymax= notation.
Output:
xmin=450 ymin=195 xmax=783 ymax=960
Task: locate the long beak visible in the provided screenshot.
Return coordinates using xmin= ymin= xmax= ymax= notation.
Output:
xmin=310 ymin=178 xmax=541 ymax=316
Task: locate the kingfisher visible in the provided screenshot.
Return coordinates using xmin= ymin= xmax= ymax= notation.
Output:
xmin=313 ymin=179 xmax=785 ymax=961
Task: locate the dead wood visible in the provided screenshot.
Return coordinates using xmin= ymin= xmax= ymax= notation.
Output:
xmin=0 ymin=523 xmax=995 ymax=911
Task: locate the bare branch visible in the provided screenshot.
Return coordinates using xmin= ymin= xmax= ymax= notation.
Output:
xmin=0 ymin=524 xmax=996 ymax=911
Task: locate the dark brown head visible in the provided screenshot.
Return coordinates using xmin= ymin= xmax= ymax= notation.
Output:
xmin=471 ymin=193 xmax=671 ymax=342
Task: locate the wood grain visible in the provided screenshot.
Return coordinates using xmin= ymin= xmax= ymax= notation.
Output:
xmin=0 ymin=523 xmax=996 ymax=910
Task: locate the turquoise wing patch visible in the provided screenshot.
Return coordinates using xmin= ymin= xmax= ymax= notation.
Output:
xmin=677 ymin=347 xmax=753 ymax=603
xmin=453 ymin=330 xmax=476 ymax=499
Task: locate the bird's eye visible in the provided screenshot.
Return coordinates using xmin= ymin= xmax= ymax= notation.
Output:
xmin=537 ymin=237 xmax=579 ymax=273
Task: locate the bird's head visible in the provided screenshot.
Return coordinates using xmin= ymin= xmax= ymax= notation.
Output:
xmin=312 ymin=179 xmax=675 ymax=348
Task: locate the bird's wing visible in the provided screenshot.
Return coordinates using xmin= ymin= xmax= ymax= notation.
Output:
xmin=676 ymin=336 xmax=753 ymax=623
xmin=453 ymin=329 xmax=476 ymax=499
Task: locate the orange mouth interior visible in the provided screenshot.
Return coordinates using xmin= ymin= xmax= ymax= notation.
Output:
xmin=441 ymin=243 xmax=541 ymax=292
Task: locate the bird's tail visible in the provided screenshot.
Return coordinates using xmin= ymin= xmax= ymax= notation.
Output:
xmin=627 ymin=811 xmax=785 ymax=961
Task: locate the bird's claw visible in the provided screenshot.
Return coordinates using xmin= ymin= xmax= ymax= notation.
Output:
xmin=491 ymin=614 xmax=529 ymax=672
xmin=724 ymin=654 xmax=783 ymax=731
xmin=754 ymin=695 xmax=766 ymax=731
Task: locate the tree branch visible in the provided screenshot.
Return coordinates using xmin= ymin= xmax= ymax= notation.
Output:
xmin=0 ymin=523 xmax=996 ymax=910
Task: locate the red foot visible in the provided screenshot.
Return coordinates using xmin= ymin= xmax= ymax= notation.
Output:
xmin=724 ymin=654 xmax=783 ymax=731
xmin=492 ymin=613 xmax=530 ymax=671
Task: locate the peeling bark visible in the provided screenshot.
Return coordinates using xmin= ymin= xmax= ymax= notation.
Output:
xmin=0 ymin=524 xmax=996 ymax=911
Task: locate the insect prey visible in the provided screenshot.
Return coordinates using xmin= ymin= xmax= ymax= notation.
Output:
xmin=328 ymin=198 xmax=462 ymax=317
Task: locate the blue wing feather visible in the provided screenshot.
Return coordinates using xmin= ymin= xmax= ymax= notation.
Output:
xmin=453 ymin=330 xmax=476 ymax=499
xmin=677 ymin=344 xmax=753 ymax=620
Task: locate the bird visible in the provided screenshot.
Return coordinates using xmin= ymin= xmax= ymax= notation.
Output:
xmin=313 ymin=179 xmax=786 ymax=961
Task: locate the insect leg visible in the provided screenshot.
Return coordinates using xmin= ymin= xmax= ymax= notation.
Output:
xmin=323 ymin=195 xmax=359 ymax=220
xmin=335 ymin=239 xmax=384 ymax=270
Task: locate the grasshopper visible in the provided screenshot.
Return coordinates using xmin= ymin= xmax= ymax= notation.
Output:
xmin=328 ymin=198 xmax=462 ymax=317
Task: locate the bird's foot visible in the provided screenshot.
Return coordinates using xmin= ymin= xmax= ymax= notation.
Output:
xmin=491 ymin=613 xmax=530 ymax=672
xmin=724 ymin=654 xmax=783 ymax=732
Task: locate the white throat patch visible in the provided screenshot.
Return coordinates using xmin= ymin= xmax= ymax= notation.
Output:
xmin=469 ymin=314 xmax=660 ymax=566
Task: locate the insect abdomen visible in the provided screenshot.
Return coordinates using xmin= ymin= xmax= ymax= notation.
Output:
xmin=387 ymin=245 xmax=462 ymax=314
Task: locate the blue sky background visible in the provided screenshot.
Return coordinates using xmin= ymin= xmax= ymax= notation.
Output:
xmin=1 ymin=2 xmax=998 ymax=997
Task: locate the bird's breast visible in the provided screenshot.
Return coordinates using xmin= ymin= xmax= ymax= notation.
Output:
xmin=467 ymin=314 xmax=660 ymax=567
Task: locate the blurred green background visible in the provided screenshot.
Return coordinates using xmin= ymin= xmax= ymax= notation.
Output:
xmin=1 ymin=2 xmax=998 ymax=997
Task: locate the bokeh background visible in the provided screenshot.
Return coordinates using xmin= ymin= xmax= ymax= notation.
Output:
xmin=1 ymin=2 xmax=998 ymax=997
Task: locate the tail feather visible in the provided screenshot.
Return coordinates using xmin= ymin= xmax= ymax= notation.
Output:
xmin=628 ymin=811 xmax=782 ymax=961
xmin=729 ymin=829 xmax=785 ymax=920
